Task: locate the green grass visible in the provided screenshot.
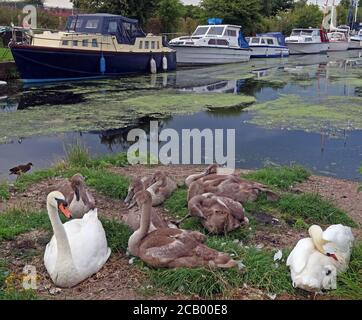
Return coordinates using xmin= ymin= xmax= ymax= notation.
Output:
xmin=331 ymin=242 xmax=362 ymax=300
xmin=245 ymin=192 xmax=356 ymax=227
xmin=64 ymin=141 xmax=92 ymax=168
xmin=91 ymin=153 xmax=129 ymax=168
xmin=14 ymin=168 xmax=62 ymax=193
xmin=0 ymin=48 xmax=13 ymax=62
xmin=101 ymin=218 xmax=133 ymax=252
xmin=163 ymin=187 xmax=188 ymax=219
xmin=0 ymin=182 xmax=10 ymax=201
xmin=149 ymin=237 xmax=293 ymax=297
xmin=277 ymin=193 xmax=357 ymax=227
xmin=0 ymin=289 xmax=38 ymax=300
xmin=0 ymin=209 xmax=51 ymax=241
xmin=243 ymin=165 xmax=311 ymax=190
xmin=293 ymin=218 xmax=309 ymax=230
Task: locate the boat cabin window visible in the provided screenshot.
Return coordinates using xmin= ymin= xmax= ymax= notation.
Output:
xmin=92 ymin=39 xmax=98 ymax=47
xmin=208 ymin=39 xmax=216 ymax=45
xmin=157 ymin=41 xmax=160 ymax=49
xmin=72 ymin=40 xmax=78 ymax=46
xmin=62 ymin=40 xmax=69 ymax=46
xmin=226 ymin=29 xmax=237 ymax=37
xmin=82 ymin=39 xmax=88 ymax=47
xmin=216 ymin=39 xmax=228 ymax=46
xmin=260 ymin=39 xmax=266 ymax=44
xmin=267 ymin=39 xmax=274 ymax=45
xmin=193 ymin=26 xmax=209 ymax=36
xmin=251 ymin=38 xmax=260 ymax=44
xmin=291 ymin=30 xmax=314 ymax=36
xmin=85 ymin=19 xmax=99 ymax=29
xmin=151 ymin=41 xmax=155 ymax=49
xmin=69 ymin=18 xmax=84 ymax=30
xmin=207 ymin=26 xmax=224 ymax=36
xmin=139 ymin=40 xmax=143 ymax=49
xmin=145 ymin=41 xmax=149 ymax=49
xmin=108 ymin=21 xmax=118 ymax=33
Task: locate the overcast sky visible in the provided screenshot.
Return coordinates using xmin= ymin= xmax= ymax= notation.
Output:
xmin=29 ymin=0 xmax=344 ymax=9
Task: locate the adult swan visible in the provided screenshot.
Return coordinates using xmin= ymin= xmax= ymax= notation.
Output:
xmin=44 ymin=191 xmax=111 ymax=288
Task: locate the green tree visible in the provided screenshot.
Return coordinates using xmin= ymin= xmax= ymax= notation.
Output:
xmin=156 ymin=0 xmax=183 ymax=33
xmin=260 ymin=0 xmax=294 ymax=17
xmin=200 ymin=0 xmax=262 ymax=34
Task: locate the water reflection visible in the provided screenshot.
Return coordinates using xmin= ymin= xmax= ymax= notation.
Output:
xmin=1 ymin=51 xmax=362 ymax=180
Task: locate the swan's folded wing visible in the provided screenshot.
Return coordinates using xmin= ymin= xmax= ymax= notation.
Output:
xmin=286 ymin=238 xmax=315 ymax=274
xmin=323 ymin=224 xmax=354 ymax=250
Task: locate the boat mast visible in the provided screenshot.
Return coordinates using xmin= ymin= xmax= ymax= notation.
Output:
xmin=354 ymin=0 xmax=359 ymax=23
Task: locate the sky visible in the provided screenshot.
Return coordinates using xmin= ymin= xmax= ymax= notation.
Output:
xmin=13 ymin=0 xmax=345 ymax=9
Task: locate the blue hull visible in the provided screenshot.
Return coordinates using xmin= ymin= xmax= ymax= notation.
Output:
xmin=10 ymin=45 xmax=177 ymax=83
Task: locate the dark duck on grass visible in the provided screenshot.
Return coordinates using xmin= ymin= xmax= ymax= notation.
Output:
xmin=9 ymin=162 xmax=33 ymax=175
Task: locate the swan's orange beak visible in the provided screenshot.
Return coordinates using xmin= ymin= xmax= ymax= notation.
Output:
xmin=59 ymin=203 xmax=72 ymax=218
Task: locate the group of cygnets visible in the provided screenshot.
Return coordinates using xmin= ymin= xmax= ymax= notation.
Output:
xmin=43 ymin=167 xmax=355 ymax=294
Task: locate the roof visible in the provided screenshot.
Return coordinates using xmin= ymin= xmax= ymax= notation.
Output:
xmin=71 ymin=13 xmax=138 ymax=24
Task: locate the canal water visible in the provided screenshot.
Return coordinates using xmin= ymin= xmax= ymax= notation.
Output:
xmin=1 ymin=51 xmax=362 ymax=181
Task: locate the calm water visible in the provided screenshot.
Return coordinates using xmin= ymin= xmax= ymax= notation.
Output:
xmin=1 ymin=51 xmax=362 ymax=181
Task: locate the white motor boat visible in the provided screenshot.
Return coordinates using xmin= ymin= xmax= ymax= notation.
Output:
xmin=327 ymin=31 xmax=349 ymax=51
xmin=169 ymin=21 xmax=251 ymax=65
xmin=349 ymin=30 xmax=362 ymax=49
xmin=285 ymin=28 xmax=329 ymax=55
xmin=247 ymin=32 xmax=289 ymax=58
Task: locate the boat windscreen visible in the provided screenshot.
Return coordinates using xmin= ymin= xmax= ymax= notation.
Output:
xmin=207 ymin=26 xmax=224 ymax=36
xmin=193 ymin=26 xmax=209 ymax=36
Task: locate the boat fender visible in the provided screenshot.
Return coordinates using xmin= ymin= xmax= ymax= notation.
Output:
xmin=0 ymin=81 xmax=7 ymax=86
xmin=162 ymin=56 xmax=168 ymax=71
xmin=100 ymin=55 xmax=106 ymax=74
xmin=150 ymin=57 xmax=157 ymax=74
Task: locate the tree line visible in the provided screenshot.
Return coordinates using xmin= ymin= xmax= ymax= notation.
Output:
xmin=0 ymin=0 xmax=361 ymax=35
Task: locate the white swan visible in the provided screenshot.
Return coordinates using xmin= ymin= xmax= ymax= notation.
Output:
xmin=286 ymin=224 xmax=354 ymax=292
xmin=44 ymin=191 xmax=111 ymax=288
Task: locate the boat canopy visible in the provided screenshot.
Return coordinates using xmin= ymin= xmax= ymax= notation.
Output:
xmin=256 ymin=32 xmax=286 ymax=46
xmin=65 ymin=14 xmax=145 ymax=45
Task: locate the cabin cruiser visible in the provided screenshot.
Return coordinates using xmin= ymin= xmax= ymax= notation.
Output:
xmin=327 ymin=31 xmax=349 ymax=51
xmin=9 ymin=14 xmax=176 ymax=83
xmin=246 ymin=32 xmax=289 ymax=58
xmin=169 ymin=21 xmax=251 ymax=65
xmin=285 ymin=28 xmax=329 ymax=54
xmin=349 ymin=30 xmax=362 ymax=49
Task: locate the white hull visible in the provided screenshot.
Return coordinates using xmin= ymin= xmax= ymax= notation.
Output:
xmin=348 ymin=39 xmax=362 ymax=49
xmin=171 ymin=45 xmax=251 ymax=65
xmin=328 ymin=41 xmax=349 ymax=51
xmin=249 ymin=46 xmax=289 ymax=58
xmin=286 ymin=42 xmax=329 ymax=55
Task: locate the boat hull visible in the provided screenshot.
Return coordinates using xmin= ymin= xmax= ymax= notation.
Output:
xmin=286 ymin=42 xmax=329 ymax=55
xmin=249 ymin=45 xmax=289 ymax=58
xmin=170 ymin=45 xmax=251 ymax=65
xmin=10 ymin=44 xmax=177 ymax=83
xmin=348 ymin=39 xmax=362 ymax=50
xmin=328 ymin=41 xmax=349 ymax=52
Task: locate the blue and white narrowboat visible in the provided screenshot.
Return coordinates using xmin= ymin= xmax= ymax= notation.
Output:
xmin=9 ymin=14 xmax=176 ymax=83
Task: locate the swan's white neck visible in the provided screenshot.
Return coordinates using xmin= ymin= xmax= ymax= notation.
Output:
xmin=128 ymin=202 xmax=151 ymax=256
xmin=47 ymin=202 xmax=74 ymax=267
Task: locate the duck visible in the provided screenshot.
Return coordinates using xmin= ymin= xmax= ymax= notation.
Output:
xmin=44 ymin=191 xmax=111 ymax=288
xmin=188 ymin=173 xmax=279 ymax=203
xmin=54 ymin=174 xmax=95 ymax=219
xmin=286 ymin=224 xmax=354 ymax=292
xmin=147 ymin=171 xmax=177 ymax=206
xmin=179 ymin=193 xmax=249 ymax=234
xmin=128 ymin=190 xmax=237 ymax=268
xmin=9 ymin=162 xmax=33 ymax=175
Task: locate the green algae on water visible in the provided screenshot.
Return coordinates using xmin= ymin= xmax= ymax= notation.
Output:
xmin=0 ymin=92 xmax=255 ymax=143
xmin=246 ymin=94 xmax=362 ymax=136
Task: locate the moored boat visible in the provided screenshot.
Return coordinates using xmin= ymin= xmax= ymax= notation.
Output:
xmin=327 ymin=31 xmax=349 ymax=51
xmin=169 ymin=20 xmax=251 ymax=65
xmin=285 ymin=28 xmax=329 ymax=55
xmin=349 ymin=30 xmax=362 ymax=49
xmin=247 ymin=32 xmax=289 ymax=58
xmin=9 ymin=14 xmax=176 ymax=83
